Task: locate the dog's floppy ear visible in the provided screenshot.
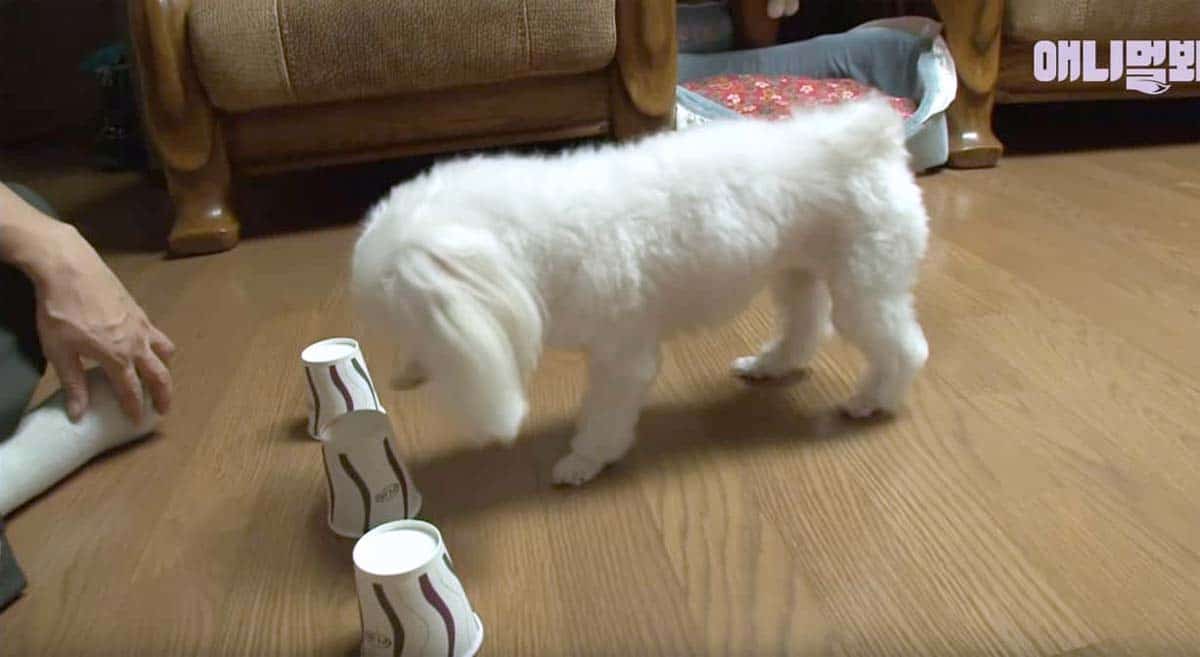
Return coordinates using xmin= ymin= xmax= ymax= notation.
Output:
xmin=394 ymin=233 xmax=542 ymax=444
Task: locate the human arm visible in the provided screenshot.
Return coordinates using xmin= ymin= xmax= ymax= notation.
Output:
xmin=0 ymin=184 xmax=174 ymax=422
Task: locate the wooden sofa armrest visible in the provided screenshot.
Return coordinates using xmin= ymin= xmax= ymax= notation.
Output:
xmin=129 ymin=0 xmax=214 ymax=171
xmin=129 ymin=0 xmax=238 ymax=255
xmin=615 ymin=0 xmax=678 ymax=119
xmin=140 ymin=0 xmax=191 ymax=121
xmin=611 ymin=0 xmax=678 ymax=138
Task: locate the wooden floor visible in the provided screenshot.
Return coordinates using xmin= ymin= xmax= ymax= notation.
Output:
xmin=2 ymin=104 xmax=1200 ymax=656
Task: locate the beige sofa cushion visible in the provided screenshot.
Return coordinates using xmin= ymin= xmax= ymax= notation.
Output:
xmin=189 ymin=0 xmax=617 ymax=112
xmin=1006 ymin=0 xmax=1200 ymax=41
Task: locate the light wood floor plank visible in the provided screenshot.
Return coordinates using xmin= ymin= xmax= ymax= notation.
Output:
xmin=3 ymin=129 xmax=1199 ymax=656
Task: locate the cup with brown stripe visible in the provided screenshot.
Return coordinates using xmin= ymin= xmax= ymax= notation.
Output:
xmin=353 ymin=520 xmax=484 ymax=657
xmin=301 ymin=337 xmax=384 ymax=440
xmin=320 ymin=410 xmax=422 ymax=538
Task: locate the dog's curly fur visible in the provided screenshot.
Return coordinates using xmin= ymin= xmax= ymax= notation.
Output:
xmin=352 ymin=97 xmax=930 ymax=485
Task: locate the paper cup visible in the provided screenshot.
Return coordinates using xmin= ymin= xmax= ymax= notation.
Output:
xmin=320 ymin=410 xmax=422 ymax=538
xmin=354 ymin=520 xmax=484 ymax=657
xmin=302 ymin=337 xmax=384 ymax=439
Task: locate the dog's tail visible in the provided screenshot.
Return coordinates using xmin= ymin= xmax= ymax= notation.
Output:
xmin=788 ymin=94 xmax=909 ymax=162
xmin=387 ymin=226 xmax=543 ymax=444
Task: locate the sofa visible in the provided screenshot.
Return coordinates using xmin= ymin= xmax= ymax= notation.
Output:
xmin=129 ymin=0 xmax=677 ymax=255
xmin=936 ymin=0 xmax=1200 ymax=168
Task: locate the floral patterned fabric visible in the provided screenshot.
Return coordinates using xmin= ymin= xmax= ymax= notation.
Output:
xmin=682 ymin=74 xmax=916 ymax=120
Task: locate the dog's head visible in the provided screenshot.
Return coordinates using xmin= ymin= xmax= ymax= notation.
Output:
xmin=352 ymin=219 xmax=542 ymax=446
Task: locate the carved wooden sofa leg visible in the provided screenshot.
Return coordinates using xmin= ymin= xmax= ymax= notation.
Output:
xmin=163 ymin=125 xmax=239 ymax=256
xmin=936 ymin=0 xmax=1005 ymax=168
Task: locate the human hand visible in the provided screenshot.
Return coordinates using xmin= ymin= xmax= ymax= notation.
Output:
xmin=29 ymin=223 xmax=175 ymax=422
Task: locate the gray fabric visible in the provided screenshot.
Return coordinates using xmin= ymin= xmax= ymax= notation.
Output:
xmin=1 ymin=518 xmax=24 ymax=611
xmin=1 ymin=183 xmax=48 ymax=439
xmin=675 ymin=19 xmax=955 ymax=171
xmin=677 ymin=1 xmax=735 ymax=54
xmin=0 ymin=182 xmax=53 ymax=611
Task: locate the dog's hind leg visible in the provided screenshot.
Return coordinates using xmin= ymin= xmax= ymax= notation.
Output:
xmin=829 ymin=280 xmax=928 ymax=419
xmin=552 ymin=339 xmax=661 ymax=486
xmin=732 ymin=269 xmax=831 ymax=382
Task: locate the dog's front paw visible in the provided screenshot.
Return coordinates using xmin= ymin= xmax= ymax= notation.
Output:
xmin=552 ymin=452 xmax=605 ymax=486
xmin=731 ymin=354 xmax=805 ymax=382
xmin=390 ymin=372 xmax=427 ymax=390
xmin=390 ymin=360 xmax=428 ymax=390
xmin=840 ymin=394 xmax=895 ymax=420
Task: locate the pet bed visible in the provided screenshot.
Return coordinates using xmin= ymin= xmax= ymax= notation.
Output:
xmin=675 ymin=17 xmax=957 ymax=172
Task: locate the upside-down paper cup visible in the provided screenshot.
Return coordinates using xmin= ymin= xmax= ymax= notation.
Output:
xmin=320 ymin=410 xmax=422 ymax=538
xmin=301 ymin=337 xmax=384 ymax=439
xmin=354 ymin=520 xmax=484 ymax=657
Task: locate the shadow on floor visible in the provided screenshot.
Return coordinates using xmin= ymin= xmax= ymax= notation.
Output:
xmin=66 ymin=138 xmax=600 ymax=255
xmin=406 ymin=382 xmax=889 ymax=528
xmin=70 ymin=173 xmax=173 ymax=253
xmin=996 ymin=98 xmax=1200 ymax=156
xmin=231 ymin=137 xmax=597 ymax=244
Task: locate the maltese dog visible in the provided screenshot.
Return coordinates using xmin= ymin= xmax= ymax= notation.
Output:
xmin=352 ymin=97 xmax=929 ymax=485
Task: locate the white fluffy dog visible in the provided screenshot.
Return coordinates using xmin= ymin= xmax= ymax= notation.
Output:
xmin=352 ymin=97 xmax=929 ymax=485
